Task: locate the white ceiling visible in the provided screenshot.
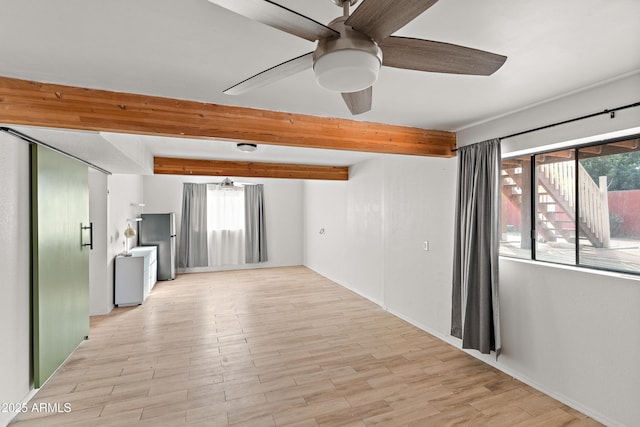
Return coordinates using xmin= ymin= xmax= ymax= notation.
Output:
xmin=1 ymin=0 xmax=639 ymax=173
xmin=8 ymin=125 xmax=380 ymax=174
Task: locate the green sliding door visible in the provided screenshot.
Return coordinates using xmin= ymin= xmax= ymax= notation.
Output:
xmin=32 ymin=145 xmax=90 ymax=388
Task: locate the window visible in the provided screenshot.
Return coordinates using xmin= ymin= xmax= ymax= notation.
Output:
xmin=207 ymin=184 xmax=245 ymax=266
xmin=500 ymin=135 xmax=640 ymax=275
xmin=179 ymin=182 xmax=267 ymax=269
xmin=500 ymin=155 xmax=532 ymax=258
xmin=535 ymin=149 xmax=576 ymax=265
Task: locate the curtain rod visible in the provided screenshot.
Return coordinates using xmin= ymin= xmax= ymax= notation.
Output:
xmin=199 ymin=182 xmax=258 ymax=186
xmin=184 ymin=180 xmax=259 ymax=186
xmin=0 ymin=127 xmax=112 ymax=175
xmin=451 ymin=100 xmax=640 ymax=152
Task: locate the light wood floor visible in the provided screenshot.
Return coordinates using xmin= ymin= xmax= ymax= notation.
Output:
xmin=11 ymin=266 xmax=600 ymax=426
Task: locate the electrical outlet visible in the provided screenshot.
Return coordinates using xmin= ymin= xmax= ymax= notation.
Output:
xmin=423 ymin=241 xmax=429 ymax=251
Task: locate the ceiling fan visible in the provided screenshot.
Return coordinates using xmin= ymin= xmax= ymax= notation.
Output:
xmin=212 ymin=177 xmax=251 ymax=189
xmin=208 ymin=0 xmax=507 ymax=115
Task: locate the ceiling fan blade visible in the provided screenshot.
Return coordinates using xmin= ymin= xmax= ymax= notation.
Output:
xmin=379 ymin=36 xmax=507 ymax=76
xmin=341 ymin=86 xmax=372 ymax=115
xmin=207 ymin=0 xmax=338 ymax=42
xmin=345 ymin=0 xmax=439 ymax=41
xmin=224 ymin=52 xmax=313 ymax=95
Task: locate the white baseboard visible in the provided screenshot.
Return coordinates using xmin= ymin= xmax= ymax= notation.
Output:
xmin=384 ymin=307 xmax=622 ymax=427
xmin=304 ymin=266 xmax=384 ymax=307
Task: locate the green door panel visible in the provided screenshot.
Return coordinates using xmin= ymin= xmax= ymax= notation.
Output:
xmin=32 ymin=145 xmax=90 ymax=388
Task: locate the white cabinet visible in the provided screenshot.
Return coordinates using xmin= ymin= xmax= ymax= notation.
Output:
xmin=115 ymin=246 xmax=157 ymax=306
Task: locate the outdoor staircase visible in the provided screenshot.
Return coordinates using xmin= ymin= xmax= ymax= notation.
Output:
xmin=502 ymin=161 xmax=610 ymax=248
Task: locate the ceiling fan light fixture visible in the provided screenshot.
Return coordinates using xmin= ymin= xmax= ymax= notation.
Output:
xmin=314 ymin=49 xmax=381 ymax=93
xmin=220 ymin=177 xmax=235 ymax=189
xmin=213 ymin=0 xmax=507 ymax=115
xmin=236 ymin=142 xmax=257 ymax=152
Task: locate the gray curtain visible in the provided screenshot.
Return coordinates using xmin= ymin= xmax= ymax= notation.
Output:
xmin=244 ymin=184 xmax=268 ymax=263
xmin=451 ymin=139 xmax=501 ymax=357
xmin=179 ymin=183 xmax=209 ymax=268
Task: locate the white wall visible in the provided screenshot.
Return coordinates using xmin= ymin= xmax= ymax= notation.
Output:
xmin=498 ymin=261 xmax=640 ymax=425
xmin=303 ymin=180 xmax=349 ymax=289
xmin=89 ymin=169 xmax=109 ymax=315
xmin=106 ymin=174 xmax=144 ymax=311
xmin=347 ymin=160 xmax=386 ymax=304
xmin=455 ymin=72 xmax=640 ymax=427
xmin=304 ymin=159 xmax=388 ymax=304
xmin=143 ymin=175 xmax=303 ymax=272
xmin=458 ymin=71 xmax=640 ymax=155
xmin=0 ymin=135 xmax=141 ymax=426
xmin=381 ymin=155 xmax=457 ymax=334
xmin=303 ymin=72 xmax=640 ymax=426
xmin=304 ymin=154 xmax=457 ymax=327
xmin=0 ymin=132 xmax=32 ymax=427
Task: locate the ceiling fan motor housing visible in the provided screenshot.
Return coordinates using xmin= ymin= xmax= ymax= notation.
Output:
xmin=313 ymin=17 xmax=382 ymax=93
xmin=331 ymin=0 xmax=359 ymax=5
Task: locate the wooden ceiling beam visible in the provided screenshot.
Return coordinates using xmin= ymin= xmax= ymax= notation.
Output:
xmin=0 ymin=76 xmax=456 ymax=157
xmin=154 ymin=157 xmax=349 ymax=181
xmin=609 ymin=139 xmax=639 ymax=150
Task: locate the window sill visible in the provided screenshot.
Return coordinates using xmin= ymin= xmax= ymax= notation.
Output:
xmin=499 ymin=255 xmax=640 ymax=282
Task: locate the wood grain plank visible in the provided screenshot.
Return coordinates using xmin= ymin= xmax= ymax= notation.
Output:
xmin=9 ymin=267 xmax=600 ymax=427
xmin=153 ymin=157 xmax=349 ymax=180
xmin=0 ymin=76 xmax=456 ymax=157
xmin=380 ymin=37 xmax=507 ymax=76
xmin=345 ymin=0 xmax=439 ymax=41
xmin=341 ymin=87 xmax=372 ymax=115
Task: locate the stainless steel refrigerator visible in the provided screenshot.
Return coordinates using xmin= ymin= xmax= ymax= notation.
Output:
xmin=138 ymin=213 xmax=176 ymax=280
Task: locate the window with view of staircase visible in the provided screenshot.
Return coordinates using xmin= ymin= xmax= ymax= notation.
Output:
xmin=500 ymin=136 xmax=640 ymax=274
xmin=503 ymin=159 xmax=610 ymax=248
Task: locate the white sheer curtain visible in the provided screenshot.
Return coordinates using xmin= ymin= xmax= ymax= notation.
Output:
xmin=207 ymin=184 xmax=245 ymax=266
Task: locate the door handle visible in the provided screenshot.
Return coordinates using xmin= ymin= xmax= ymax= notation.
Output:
xmin=81 ymin=223 xmax=93 ymax=250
